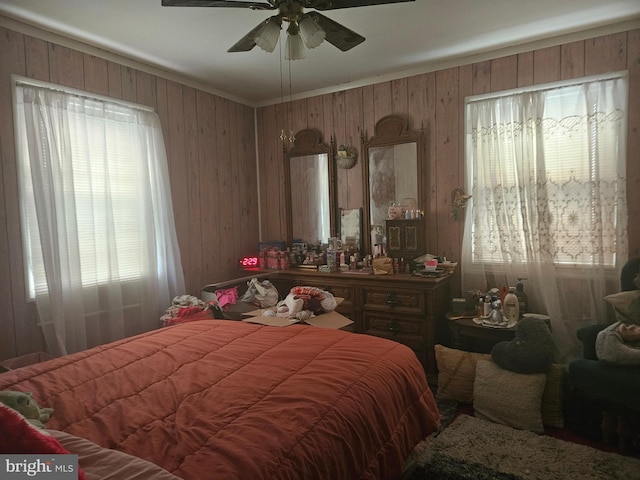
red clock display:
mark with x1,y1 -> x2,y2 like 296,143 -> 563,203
240,256 -> 259,268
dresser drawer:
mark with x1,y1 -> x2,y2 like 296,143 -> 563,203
362,287 -> 424,314
268,269 -> 450,380
363,313 -> 424,341
363,312 -> 424,347
325,284 -> 355,309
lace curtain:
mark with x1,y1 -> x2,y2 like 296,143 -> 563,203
461,74 -> 628,362
15,81 -> 185,356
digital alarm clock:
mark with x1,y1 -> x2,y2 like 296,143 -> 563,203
239,256 -> 259,269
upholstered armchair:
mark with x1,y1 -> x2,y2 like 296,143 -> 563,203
566,257 -> 640,452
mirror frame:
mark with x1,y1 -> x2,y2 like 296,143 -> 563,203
284,128 -> 337,246
362,115 -> 426,255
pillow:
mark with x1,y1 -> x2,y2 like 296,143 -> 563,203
434,345 -> 491,403
491,317 -> 555,374
473,360 -> 546,433
595,321 -> 640,365
604,290 -> 640,325
435,346 -> 564,428
0,404 -> 87,480
47,430 -> 182,480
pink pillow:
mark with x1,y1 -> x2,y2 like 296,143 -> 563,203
0,404 -> 86,480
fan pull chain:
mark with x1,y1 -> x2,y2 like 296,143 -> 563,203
288,55 -> 295,144
277,31 -> 295,148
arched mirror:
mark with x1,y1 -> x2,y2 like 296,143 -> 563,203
285,128 -> 336,246
362,115 -> 425,255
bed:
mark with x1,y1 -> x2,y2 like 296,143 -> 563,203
0,319 -> 440,480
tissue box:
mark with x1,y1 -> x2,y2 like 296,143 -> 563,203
424,259 -> 438,271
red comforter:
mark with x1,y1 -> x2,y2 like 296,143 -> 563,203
0,320 -> 439,479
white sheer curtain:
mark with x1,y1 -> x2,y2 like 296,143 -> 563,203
15,80 -> 185,356
461,74 -> 628,363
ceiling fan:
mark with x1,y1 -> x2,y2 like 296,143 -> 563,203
161,0 -> 415,58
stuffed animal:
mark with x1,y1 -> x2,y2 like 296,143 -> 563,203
491,317 -> 555,374
289,286 -> 337,313
276,293 -> 305,318
275,287 -> 337,320
0,391 -> 53,429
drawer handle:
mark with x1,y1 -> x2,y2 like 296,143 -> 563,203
386,294 -> 399,307
389,320 -> 401,333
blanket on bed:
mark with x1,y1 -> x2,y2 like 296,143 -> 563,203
0,320 -> 439,480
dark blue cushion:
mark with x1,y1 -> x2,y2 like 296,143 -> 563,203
621,257 -> 640,292
566,257 -> 640,418
576,324 -> 606,360
568,358 -> 640,413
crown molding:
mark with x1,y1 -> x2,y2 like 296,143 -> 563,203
2,14 -> 639,109
0,14 -> 253,107
254,17 -> 640,107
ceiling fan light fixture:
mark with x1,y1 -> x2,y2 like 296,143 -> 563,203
255,17 -> 281,53
285,33 -> 306,60
299,16 -> 325,49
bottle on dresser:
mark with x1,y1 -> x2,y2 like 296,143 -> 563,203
515,278 -> 528,314
503,288 -> 520,323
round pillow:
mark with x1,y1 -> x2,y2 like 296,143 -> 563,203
595,322 -> 640,365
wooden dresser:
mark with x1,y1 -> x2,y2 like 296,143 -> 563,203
268,269 -> 451,381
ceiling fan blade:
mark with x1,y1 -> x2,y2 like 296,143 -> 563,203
162,0 -> 276,10
228,34 -> 257,52
304,0 -> 414,11
227,19 -> 264,52
306,11 -> 364,51
228,16 -> 282,52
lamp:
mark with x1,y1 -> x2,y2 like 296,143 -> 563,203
298,15 -> 325,49
285,22 -> 306,60
255,16 -> 282,53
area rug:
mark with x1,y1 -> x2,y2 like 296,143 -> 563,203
412,414 -> 640,480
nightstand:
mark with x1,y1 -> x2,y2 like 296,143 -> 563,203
447,315 -> 516,354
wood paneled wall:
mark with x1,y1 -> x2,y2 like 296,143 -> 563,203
256,29 -> 640,297
1,22 -> 638,361
0,25 -> 258,360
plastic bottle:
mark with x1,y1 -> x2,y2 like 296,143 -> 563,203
515,278 -> 528,314
503,288 -> 520,323
483,295 -> 491,317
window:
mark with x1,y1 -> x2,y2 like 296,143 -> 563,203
18,94 -> 153,298
13,77 -> 184,355
464,73 -> 627,268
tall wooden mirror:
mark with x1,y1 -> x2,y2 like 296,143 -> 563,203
285,128 -> 337,246
362,115 -> 425,255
